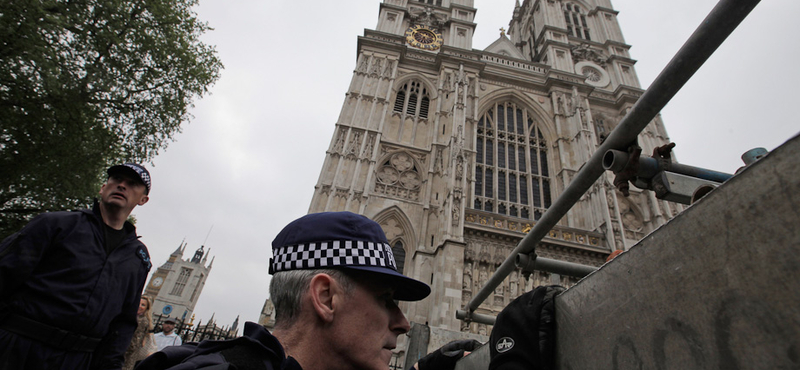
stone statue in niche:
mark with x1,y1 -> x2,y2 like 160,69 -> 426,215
463,262 -> 472,290
509,270 -> 519,297
611,224 -> 624,250
493,249 -> 503,265
346,131 -> 362,156
580,109 -> 588,129
382,60 -> 393,78
465,242 -> 475,260
409,6 -> 448,28
333,128 -> 346,153
555,92 -> 566,116
433,147 -> 443,175
479,245 -> 491,262
370,58 -> 383,76
494,280 -> 504,296
566,93 -> 574,115
455,155 -> 464,180
357,56 -> 369,73
443,72 -> 453,92
361,134 -> 375,158
456,65 -> 467,86
452,187 -> 462,226
606,190 -> 616,213
455,66 -> 468,106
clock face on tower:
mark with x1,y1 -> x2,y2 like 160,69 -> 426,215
152,276 -> 163,287
405,25 -> 443,51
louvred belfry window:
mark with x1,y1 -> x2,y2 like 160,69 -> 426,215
393,81 -> 430,119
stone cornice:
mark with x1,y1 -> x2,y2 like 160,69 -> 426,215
464,209 -> 608,254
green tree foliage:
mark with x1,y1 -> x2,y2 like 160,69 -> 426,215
0,0 -> 222,238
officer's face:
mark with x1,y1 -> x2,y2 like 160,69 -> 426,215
99,174 -> 149,212
327,275 -> 410,370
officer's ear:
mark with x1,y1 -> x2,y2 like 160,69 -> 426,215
308,273 -> 336,323
137,195 -> 149,206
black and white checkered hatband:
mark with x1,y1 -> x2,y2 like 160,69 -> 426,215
271,240 -> 398,273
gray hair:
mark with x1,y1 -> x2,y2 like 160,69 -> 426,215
269,269 -> 355,328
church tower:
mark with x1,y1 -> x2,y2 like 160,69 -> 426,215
302,0 -> 682,360
146,241 -> 214,322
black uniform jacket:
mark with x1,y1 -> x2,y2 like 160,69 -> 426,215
136,322 -> 303,370
0,204 -> 151,368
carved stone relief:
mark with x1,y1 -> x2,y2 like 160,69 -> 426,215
362,133 -> 375,158
346,130 -> 363,158
570,43 -> 608,67
369,58 -> 383,76
333,127 -> 346,153
380,218 -> 404,241
374,152 -> 423,201
408,6 -> 449,30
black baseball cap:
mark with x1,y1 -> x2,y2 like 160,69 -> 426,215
269,212 -> 431,301
107,163 -> 151,194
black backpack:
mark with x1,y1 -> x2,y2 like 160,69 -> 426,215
489,285 -> 565,370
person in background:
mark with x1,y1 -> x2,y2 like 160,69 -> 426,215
154,318 -> 182,351
123,295 -> 157,370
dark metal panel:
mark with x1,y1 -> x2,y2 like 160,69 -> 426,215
557,133 -> 800,369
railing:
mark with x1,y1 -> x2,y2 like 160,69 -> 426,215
152,314 -> 237,343
389,354 -> 405,370
456,0 -> 762,326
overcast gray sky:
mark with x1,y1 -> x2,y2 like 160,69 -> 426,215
133,0 -> 800,329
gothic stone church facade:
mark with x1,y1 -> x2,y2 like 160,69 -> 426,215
266,0 -> 684,358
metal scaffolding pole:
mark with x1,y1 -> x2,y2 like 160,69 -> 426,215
457,0 -> 761,324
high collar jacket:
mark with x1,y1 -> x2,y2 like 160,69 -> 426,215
0,203 -> 152,369
136,322 -> 303,370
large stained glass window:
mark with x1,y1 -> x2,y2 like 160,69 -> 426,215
474,102 -> 551,220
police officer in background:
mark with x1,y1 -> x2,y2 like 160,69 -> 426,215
0,163 -> 154,369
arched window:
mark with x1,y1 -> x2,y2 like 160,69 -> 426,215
393,81 -> 430,119
418,0 -> 442,6
392,241 -> 406,274
564,3 -> 591,41
474,102 -> 552,220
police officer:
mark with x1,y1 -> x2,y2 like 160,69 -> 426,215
0,163 -> 153,369
137,211 -> 431,370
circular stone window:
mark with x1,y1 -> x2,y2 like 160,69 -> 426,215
575,61 -> 610,87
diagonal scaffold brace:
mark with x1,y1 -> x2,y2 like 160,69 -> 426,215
456,0 -> 762,326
